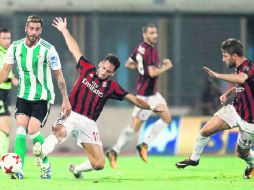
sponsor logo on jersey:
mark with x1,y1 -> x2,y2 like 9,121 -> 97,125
82,77 -> 104,97
50,56 -> 58,67
236,87 -> 245,93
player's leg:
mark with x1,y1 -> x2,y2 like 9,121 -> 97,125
176,105 -> 237,169
0,90 -> 11,158
28,100 -> 52,178
106,117 -> 143,168
69,143 -> 104,179
12,114 -> 29,179
0,116 -> 11,158
176,116 -> 230,168
32,123 -> 68,179
69,116 -> 103,178
235,130 -> 254,179
143,104 -> 171,145
29,100 -> 50,165
14,98 -> 33,171
33,123 -> 67,158
137,93 -> 171,162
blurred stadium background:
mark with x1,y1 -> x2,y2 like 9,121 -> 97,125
1,0 -> 254,155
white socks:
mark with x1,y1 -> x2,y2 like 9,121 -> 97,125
144,119 -> 168,145
112,126 -> 135,154
74,160 -> 93,173
41,134 -> 59,157
190,133 -> 210,161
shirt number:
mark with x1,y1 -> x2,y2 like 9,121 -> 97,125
136,53 -> 144,75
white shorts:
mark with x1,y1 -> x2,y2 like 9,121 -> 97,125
54,111 -> 102,148
132,92 -> 167,121
215,105 -> 254,149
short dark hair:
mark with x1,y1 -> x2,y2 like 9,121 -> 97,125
142,23 -> 157,33
103,53 -> 120,71
0,27 -> 10,34
26,15 -> 43,27
221,38 -> 244,56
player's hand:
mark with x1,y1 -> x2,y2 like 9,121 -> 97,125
219,93 -> 228,105
162,59 -> 173,70
52,17 -> 67,32
11,77 -> 19,86
61,99 -> 72,118
151,104 -> 166,113
202,66 -> 219,78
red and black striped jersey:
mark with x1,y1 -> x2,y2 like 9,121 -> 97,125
130,42 -> 160,96
69,56 -> 129,121
233,60 -> 254,123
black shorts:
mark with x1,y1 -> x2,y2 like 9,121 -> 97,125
15,97 -> 51,128
0,89 -> 11,116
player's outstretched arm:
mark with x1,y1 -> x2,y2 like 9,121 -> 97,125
0,64 -> 12,84
203,66 -> 248,84
52,17 -> 83,63
123,93 -> 164,112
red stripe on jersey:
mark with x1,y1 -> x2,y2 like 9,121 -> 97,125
69,57 -> 128,121
233,60 -> 254,123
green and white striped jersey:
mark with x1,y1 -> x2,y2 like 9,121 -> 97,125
4,38 -> 61,103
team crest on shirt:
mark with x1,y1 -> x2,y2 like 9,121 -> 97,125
37,54 -> 42,58
138,45 -> 145,54
243,66 -> 249,72
102,82 -> 107,87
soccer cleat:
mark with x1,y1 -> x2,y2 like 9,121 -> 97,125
105,149 -> 118,169
10,171 -> 24,179
175,158 -> 199,169
40,163 -> 51,179
69,164 -> 83,179
136,143 -> 148,162
243,166 -> 254,179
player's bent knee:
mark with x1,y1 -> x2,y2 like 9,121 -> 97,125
53,124 -> 67,139
200,128 -> 212,137
91,160 -> 104,170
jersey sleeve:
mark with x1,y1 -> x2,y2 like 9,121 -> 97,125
4,44 -> 14,65
76,56 -> 95,73
47,46 -> 62,70
130,47 -> 138,62
242,62 -> 254,80
110,81 -> 129,100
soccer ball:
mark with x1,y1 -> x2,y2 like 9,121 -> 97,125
0,153 -> 22,174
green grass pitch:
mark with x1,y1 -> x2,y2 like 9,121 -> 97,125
0,155 -> 253,190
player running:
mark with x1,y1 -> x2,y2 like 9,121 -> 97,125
176,39 -> 254,179
0,15 -> 71,179
106,24 -> 172,168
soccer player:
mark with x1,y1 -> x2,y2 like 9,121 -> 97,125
106,24 -> 173,168
32,17 -> 166,179
0,15 -> 71,179
0,28 -> 18,159
176,39 -> 254,179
